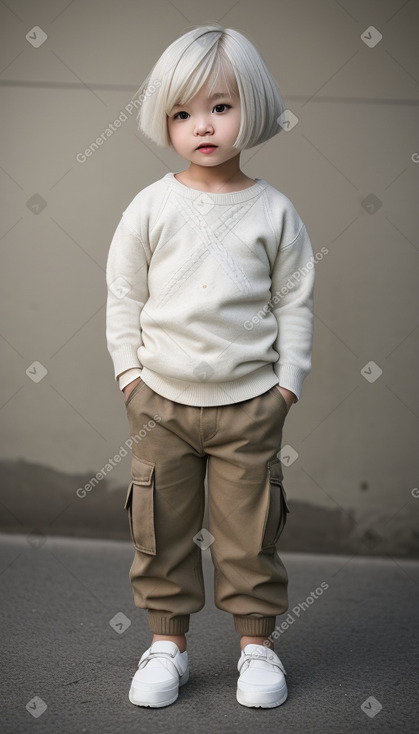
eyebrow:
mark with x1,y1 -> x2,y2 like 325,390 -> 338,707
172,92 -> 231,108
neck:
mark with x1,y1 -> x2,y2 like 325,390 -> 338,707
178,154 -> 251,194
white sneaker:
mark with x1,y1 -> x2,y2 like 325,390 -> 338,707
236,644 -> 288,708
129,640 -> 189,708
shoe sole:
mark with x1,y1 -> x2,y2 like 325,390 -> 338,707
236,683 -> 288,709
129,669 -> 189,708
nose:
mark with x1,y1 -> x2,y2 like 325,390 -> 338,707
194,115 -> 214,136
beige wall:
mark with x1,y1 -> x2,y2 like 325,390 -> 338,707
1,0 -> 418,554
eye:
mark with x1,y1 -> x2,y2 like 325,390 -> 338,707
172,111 -> 189,120
213,104 -> 231,113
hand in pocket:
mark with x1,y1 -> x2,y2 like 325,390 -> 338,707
123,377 -> 142,402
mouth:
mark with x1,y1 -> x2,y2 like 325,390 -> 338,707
196,143 -> 218,150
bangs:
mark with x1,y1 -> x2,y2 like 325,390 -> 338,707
165,48 -> 239,115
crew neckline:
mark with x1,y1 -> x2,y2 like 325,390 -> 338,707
164,172 -> 267,205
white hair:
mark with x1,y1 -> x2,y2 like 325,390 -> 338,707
136,24 -> 286,150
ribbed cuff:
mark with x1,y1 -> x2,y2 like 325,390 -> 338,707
111,344 -> 141,382
274,363 -> 308,403
234,615 -> 276,636
118,368 -> 142,391
147,612 -> 190,634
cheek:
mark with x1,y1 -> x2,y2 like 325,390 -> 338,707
226,116 -> 241,143
167,124 -> 180,146
169,123 -> 187,142
228,110 -> 241,130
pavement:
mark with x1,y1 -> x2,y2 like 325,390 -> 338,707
1,533 -> 418,734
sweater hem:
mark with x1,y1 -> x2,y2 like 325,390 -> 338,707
139,365 -> 279,406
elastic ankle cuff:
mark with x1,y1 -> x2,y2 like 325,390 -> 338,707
234,615 -> 276,636
147,612 -> 190,634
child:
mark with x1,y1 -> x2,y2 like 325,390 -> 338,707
106,23 -> 315,709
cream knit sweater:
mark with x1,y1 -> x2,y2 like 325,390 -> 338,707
106,172 -> 315,406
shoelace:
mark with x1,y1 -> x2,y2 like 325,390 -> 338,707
238,649 -> 287,676
137,649 -> 185,677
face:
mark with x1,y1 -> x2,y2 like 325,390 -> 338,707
166,78 -> 242,168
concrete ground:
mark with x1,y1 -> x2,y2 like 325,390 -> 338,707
0,533 -> 418,734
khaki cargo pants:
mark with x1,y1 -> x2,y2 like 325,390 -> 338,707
123,379 -> 290,637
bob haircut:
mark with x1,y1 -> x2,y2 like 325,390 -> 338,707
136,24 -> 286,150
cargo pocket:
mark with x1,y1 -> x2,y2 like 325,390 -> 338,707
260,457 -> 290,554
123,454 -> 156,555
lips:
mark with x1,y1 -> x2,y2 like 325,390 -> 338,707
197,144 -> 217,149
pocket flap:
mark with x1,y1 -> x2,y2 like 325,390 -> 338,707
260,458 -> 290,554
131,454 -> 154,485
268,457 -> 284,485
280,481 -> 290,514
124,481 -> 134,510
268,459 -> 290,514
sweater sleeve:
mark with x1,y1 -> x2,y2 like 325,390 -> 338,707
270,223 -> 315,403
105,215 -> 149,382
118,368 -> 142,391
